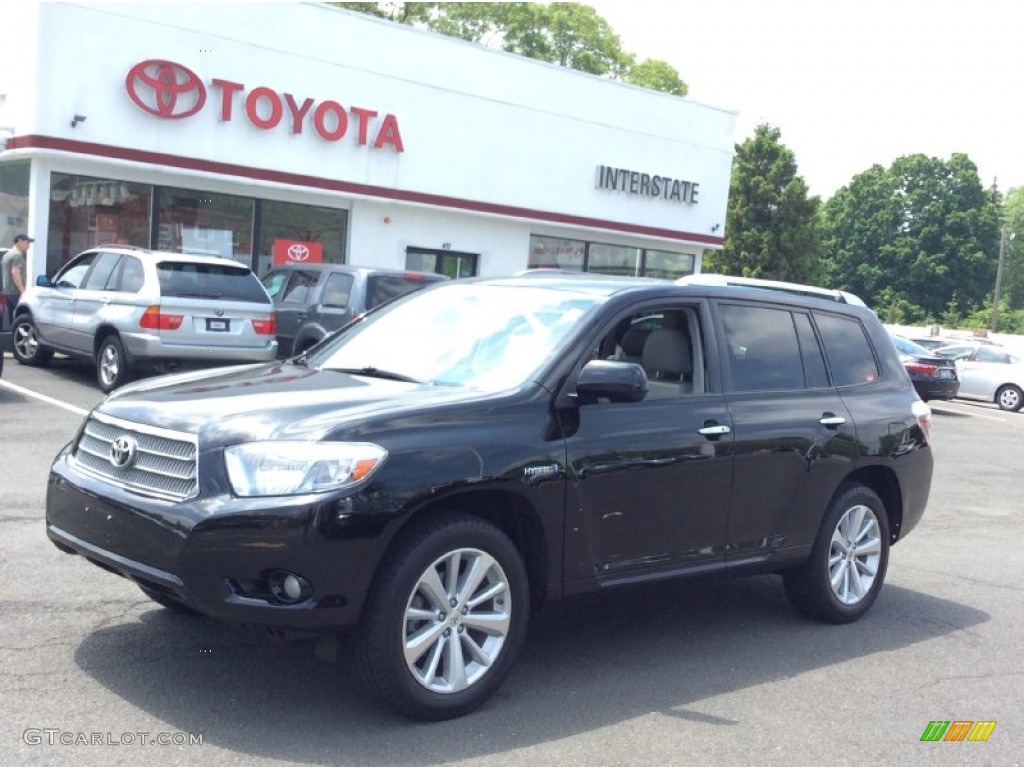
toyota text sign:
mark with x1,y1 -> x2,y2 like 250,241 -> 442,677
125,59 -> 404,151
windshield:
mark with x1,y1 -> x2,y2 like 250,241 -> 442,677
307,283 -> 603,390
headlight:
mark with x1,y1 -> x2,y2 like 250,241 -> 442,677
224,441 -> 387,497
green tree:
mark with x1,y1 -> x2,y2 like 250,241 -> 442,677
1000,186 -> 1024,309
625,59 -> 688,97
822,153 -> 1000,318
705,124 -> 824,283
334,2 -> 686,94
499,3 -> 631,77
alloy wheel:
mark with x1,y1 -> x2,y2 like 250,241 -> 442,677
828,504 -> 882,605
402,547 -> 511,694
99,344 -> 120,388
14,322 -> 38,359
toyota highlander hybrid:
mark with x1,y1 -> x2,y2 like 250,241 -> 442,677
45,274 -> 934,720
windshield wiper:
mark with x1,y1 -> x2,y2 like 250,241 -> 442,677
331,366 -> 423,383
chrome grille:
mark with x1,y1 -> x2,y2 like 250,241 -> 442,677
72,414 -> 199,501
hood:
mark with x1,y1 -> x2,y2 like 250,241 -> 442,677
98,362 -> 515,446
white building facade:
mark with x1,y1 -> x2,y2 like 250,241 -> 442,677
0,2 -> 736,281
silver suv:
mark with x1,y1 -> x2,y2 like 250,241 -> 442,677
12,246 -> 278,392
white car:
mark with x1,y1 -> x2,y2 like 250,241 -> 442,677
938,344 -> 1024,411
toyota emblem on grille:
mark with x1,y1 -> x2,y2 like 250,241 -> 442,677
110,436 -> 139,469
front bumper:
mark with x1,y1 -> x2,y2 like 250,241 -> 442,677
46,450 -> 388,632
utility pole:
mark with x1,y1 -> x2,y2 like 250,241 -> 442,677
992,223 -> 1008,333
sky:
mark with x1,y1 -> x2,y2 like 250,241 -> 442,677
586,0 -> 1024,199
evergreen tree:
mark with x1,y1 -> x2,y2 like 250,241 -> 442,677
706,124 -> 823,284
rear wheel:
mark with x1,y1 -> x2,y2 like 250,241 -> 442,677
12,316 -> 54,366
784,484 -> 890,623
995,384 -> 1023,412
96,335 -> 133,393
354,514 -> 529,720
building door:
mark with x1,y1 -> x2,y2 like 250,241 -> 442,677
405,247 -> 478,279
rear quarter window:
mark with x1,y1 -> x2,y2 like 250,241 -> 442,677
158,262 -> 271,304
814,312 -> 880,386
366,275 -> 435,310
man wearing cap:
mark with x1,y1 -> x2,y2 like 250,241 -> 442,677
2,233 -> 32,324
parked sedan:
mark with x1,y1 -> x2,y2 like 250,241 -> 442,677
910,335 -> 995,351
889,335 -> 959,401
935,344 -> 1024,411
261,264 -> 447,356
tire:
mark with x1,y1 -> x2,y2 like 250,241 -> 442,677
12,316 -> 54,367
995,385 -> 1023,412
784,484 -> 890,623
96,335 -> 133,393
354,514 -> 530,721
138,586 -> 201,616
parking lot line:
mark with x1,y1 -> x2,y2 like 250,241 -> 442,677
0,380 -> 90,417
930,401 -> 1009,422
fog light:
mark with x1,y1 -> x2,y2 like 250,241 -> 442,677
268,570 -> 312,604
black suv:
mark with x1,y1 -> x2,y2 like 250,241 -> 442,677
45,274 -> 933,720
260,263 -> 447,356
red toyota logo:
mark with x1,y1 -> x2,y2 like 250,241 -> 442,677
125,60 -> 206,119
287,244 -> 311,262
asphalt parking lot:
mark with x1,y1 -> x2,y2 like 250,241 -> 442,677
1,355 -> 1021,766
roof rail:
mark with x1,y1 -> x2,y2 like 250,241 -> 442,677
93,243 -> 151,252
675,273 -> 867,307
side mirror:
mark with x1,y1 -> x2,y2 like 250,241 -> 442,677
36,275 -> 53,288
575,360 -> 648,404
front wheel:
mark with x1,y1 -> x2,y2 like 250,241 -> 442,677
784,484 -> 890,623
354,514 -> 529,720
12,316 -> 54,366
995,384 -> 1023,412
96,335 -> 133,393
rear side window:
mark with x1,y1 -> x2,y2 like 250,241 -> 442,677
82,253 -> 122,291
366,275 -> 433,310
719,304 -> 808,391
322,272 -> 354,308
111,256 -> 145,293
815,312 -> 880,386
157,262 -> 270,304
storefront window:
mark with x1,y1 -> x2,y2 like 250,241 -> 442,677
256,200 -> 347,277
528,236 -> 584,271
588,243 -> 640,276
47,173 -> 152,274
643,249 -> 695,279
406,248 -> 478,278
157,186 -> 253,263
1,161 -> 31,251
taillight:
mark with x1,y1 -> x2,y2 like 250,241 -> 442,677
912,400 -> 932,442
905,362 -> 938,376
252,315 -> 276,335
139,305 -> 183,330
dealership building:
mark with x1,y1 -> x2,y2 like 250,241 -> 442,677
0,2 -> 736,281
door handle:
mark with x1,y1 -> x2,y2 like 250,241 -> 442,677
698,423 -> 731,437
819,413 -> 846,428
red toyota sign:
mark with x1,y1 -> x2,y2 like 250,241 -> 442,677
125,60 -> 207,119
273,239 -> 323,266
125,59 -> 404,151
